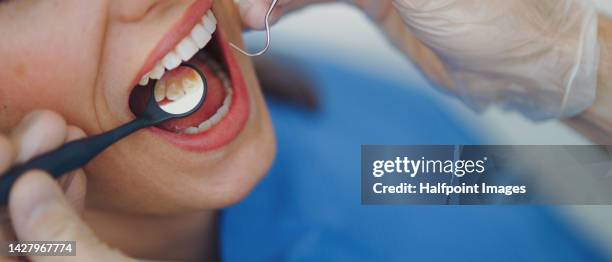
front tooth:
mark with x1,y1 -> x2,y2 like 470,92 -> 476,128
139,74 -> 150,86
162,52 -> 182,71
154,80 -> 166,102
202,16 -> 216,34
184,127 -> 200,134
205,11 -> 217,25
198,121 -> 212,130
175,37 -> 199,61
166,83 -> 184,101
149,63 -> 165,80
209,111 -> 222,124
190,24 -> 212,49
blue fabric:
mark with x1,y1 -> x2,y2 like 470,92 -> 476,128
220,58 -> 607,262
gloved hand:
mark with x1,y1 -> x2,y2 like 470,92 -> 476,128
238,0 -> 601,120
0,110 -> 133,261
391,0 -> 600,120
235,0 -> 285,29
235,0 -> 336,29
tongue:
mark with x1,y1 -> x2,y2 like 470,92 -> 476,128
130,60 -> 226,132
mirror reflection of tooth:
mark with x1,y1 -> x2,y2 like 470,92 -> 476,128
166,83 -> 185,101
182,79 -> 199,93
156,65 -> 205,116
154,80 -> 166,102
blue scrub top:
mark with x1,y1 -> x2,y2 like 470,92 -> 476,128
220,58 -> 607,262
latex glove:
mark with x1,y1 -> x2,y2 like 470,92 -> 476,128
0,110 -> 132,261
385,0 -> 601,120
240,0 -> 601,120
235,0 -> 287,29
395,0 -> 599,119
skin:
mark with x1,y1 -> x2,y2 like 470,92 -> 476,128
0,0 -> 275,260
1,0 -> 612,261
0,0 -> 276,212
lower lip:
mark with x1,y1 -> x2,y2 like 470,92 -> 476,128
150,31 -> 250,152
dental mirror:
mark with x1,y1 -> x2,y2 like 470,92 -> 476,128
143,64 -> 207,122
0,64 -> 207,204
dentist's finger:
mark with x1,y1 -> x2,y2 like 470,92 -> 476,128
58,126 -> 88,210
0,135 -> 15,174
10,110 -> 67,164
9,171 -> 130,262
0,136 -> 17,243
64,125 -> 86,143
237,0 -> 287,29
62,170 -> 86,211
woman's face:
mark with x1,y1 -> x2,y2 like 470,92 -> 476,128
0,0 -> 276,214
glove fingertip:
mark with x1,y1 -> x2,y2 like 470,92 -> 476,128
9,171 -> 64,226
11,110 -> 67,164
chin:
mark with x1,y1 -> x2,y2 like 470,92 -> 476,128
84,0 -> 276,215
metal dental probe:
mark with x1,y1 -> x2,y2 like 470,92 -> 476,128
230,0 -> 279,57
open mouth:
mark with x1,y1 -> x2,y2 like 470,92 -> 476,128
128,1 -> 250,152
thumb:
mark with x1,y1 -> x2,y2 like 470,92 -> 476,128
8,171 -> 129,261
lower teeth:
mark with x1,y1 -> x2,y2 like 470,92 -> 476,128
181,56 -> 232,134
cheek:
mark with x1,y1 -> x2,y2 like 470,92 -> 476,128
0,0 -> 106,133
0,58 -> 79,132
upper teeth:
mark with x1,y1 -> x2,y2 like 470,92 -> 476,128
139,11 -> 217,86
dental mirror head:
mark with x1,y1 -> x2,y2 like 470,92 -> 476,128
144,64 -> 207,123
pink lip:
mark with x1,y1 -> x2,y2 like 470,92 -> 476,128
132,1 -> 251,152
